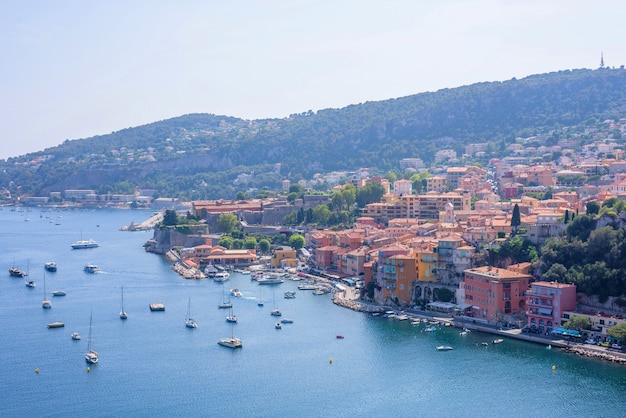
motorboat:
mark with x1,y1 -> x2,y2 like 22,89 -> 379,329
52,290 -> 66,296
230,288 -> 242,297
436,346 -> 453,351
47,322 -> 65,328
42,271 -> 51,309
284,291 -> 296,299
281,318 -> 294,324
270,309 -> 282,317
298,283 -> 317,290
423,326 -> 437,332
25,280 -> 36,288
71,238 -> 99,249
204,265 -> 218,278
214,271 -> 230,282
336,335 -> 344,339
71,332 -> 81,340
256,276 -> 284,285
44,261 -> 57,272
275,322 -> 282,329
150,302 -> 165,311
217,337 -> 242,349
492,339 -> 504,344
84,264 -> 100,273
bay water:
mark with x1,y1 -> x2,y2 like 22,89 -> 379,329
1,208 -> 624,417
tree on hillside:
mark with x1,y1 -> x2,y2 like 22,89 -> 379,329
607,323 -> 626,341
356,182 -> 385,208
586,201 -> 600,216
511,204 -> 521,233
563,315 -> 591,332
258,238 -> 270,253
288,233 -> 305,251
163,209 -> 178,226
218,235 -> 233,249
217,213 -> 238,234
243,237 -> 257,249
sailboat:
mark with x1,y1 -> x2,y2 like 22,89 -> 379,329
85,311 -> 99,364
218,322 -> 242,349
42,271 -> 51,309
218,284 -> 232,309
185,297 -> 197,328
270,288 -> 281,316
71,228 -> 99,249
119,286 -> 128,319
225,305 -> 237,323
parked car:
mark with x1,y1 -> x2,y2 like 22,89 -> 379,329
584,338 -> 596,345
611,343 -> 623,350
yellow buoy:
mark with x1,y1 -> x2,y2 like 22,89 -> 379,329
35,368 -> 39,374
551,365 -> 556,371
87,367 -> 91,373
329,358 -> 333,364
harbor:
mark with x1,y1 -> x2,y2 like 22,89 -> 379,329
1,208 -> 625,417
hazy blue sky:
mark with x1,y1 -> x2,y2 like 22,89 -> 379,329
1,1 -> 624,159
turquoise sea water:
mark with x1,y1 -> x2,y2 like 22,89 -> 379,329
1,208 -> 625,418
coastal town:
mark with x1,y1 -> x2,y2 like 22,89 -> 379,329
5,121 -> 626,365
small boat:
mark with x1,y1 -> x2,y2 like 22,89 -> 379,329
256,276 -> 284,285
44,261 -> 57,272
270,309 -> 282,316
71,236 -> 99,249
9,266 -> 28,277
48,322 -> 65,328
120,286 -> 128,320
492,339 -> 504,344
214,271 -> 230,282
459,331 -> 468,336
42,272 -> 51,309
204,265 -> 218,278
218,285 -> 232,309
85,311 -> 98,364
185,297 -> 197,328
218,337 -> 242,348
71,332 -> 81,340
230,288 -> 242,297
275,322 -> 282,329
284,291 -> 296,299
84,263 -> 100,273
281,318 -> 294,324
481,342 -> 489,346
336,335 -> 344,339
225,307 -> 237,323
25,280 -> 36,288
52,290 -> 66,296
149,302 -> 165,311
436,346 -> 453,351
298,283 -> 317,290
423,326 -> 437,332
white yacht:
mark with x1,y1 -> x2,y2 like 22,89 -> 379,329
71,238 -> 99,249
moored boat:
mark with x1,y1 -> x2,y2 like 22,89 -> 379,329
492,338 -> 504,344
52,290 -> 67,296
47,321 -> 65,328
149,302 -> 165,311
71,238 -> 99,249
71,332 -> 81,340
281,318 -> 294,324
25,280 -> 36,288
275,322 -> 282,329
9,266 -> 28,277
85,311 -> 98,364
284,291 -> 296,299
436,345 -> 453,351
217,337 -> 242,349
44,261 -> 57,272
84,263 -> 100,273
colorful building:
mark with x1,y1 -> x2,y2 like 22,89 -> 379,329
526,281 -> 577,333
462,266 -> 530,325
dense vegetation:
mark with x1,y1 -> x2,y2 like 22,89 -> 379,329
2,68 -> 626,199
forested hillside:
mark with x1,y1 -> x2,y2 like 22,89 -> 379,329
3,67 -> 626,199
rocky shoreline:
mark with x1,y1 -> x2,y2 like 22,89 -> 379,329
562,345 -> 626,365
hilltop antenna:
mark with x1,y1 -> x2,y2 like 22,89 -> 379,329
600,52 -> 605,68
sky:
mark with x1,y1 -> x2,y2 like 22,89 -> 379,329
1,0 -> 624,160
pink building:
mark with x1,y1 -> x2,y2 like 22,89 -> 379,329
526,281 -> 577,333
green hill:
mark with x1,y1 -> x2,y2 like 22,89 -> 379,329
3,67 -> 626,199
